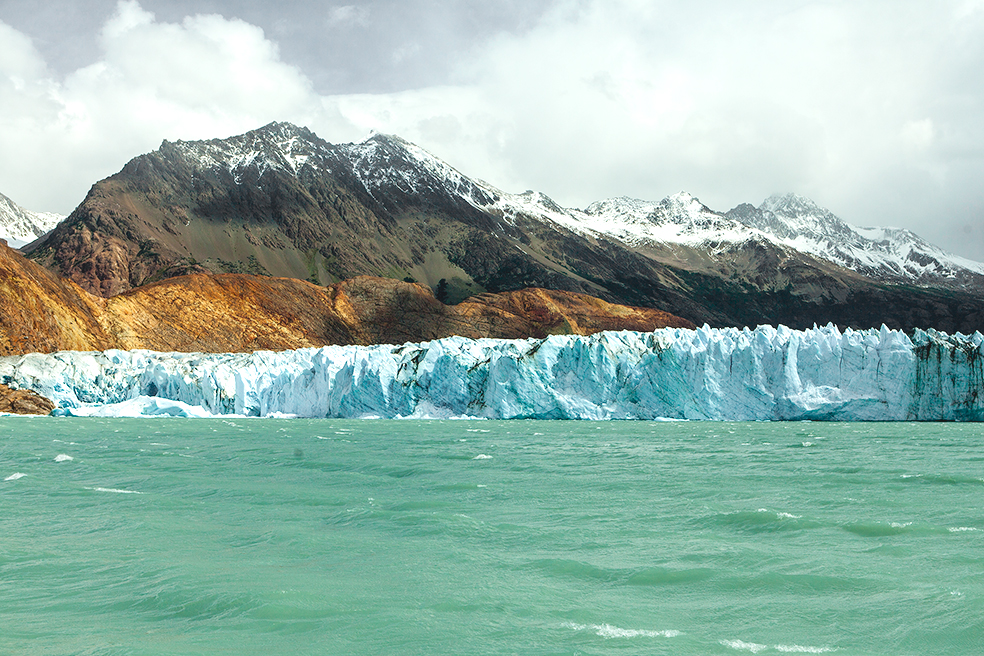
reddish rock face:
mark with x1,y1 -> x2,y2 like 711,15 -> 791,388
102,274 -> 695,352
0,383 -> 56,415
0,239 -> 113,355
1,240 -> 693,356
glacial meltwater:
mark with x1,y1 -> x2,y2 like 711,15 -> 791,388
2,419 -> 982,655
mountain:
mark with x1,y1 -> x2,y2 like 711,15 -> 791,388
25,122 -> 984,332
0,192 -> 63,249
0,239 -> 691,356
544,190 -> 984,289
727,193 -> 984,286
0,234 -> 113,355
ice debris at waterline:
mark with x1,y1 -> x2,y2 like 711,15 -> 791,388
0,324 -> 982,420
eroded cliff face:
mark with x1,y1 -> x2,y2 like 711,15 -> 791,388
0,239 -> 113,355
1,241 -> 693,356
102,275 -> 694,351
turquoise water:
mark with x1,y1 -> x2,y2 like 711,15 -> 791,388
2,419 -> 983,655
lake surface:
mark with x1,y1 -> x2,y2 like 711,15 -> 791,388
2,418 -> 982,655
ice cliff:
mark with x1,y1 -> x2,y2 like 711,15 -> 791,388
0,324 -> 981,420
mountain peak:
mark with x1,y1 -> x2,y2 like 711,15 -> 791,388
760,192 -> 829,218
159,121 -> 329,182
653,192 -> 720,225
0,192 -> 63,248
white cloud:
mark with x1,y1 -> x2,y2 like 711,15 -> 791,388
1,0 -> 983,261
328,0 -> 984,258
0,1 -> 358,214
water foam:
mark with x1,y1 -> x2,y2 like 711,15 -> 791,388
722,639 -> 770,652
86,487 -> 143,494
775,645 -> 836,653
565,622 -> 680,639
722,640 -> 835,653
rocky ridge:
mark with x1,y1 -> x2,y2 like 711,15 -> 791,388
24,122 -> 984,332
0,383 -> 56,415
0,239 -> 692,356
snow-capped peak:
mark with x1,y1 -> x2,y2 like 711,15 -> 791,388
150,122 -> 984,287
335,132 -> 497,208
583,196 -> 660,221
651,192 -> 722,227
0,192 -> 64,248
725,194 -> 984,282
164,121 -> 325,182
753,192 -> 856,242
761,192 -> 826,217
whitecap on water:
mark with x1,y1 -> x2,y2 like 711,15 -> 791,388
775,645 -> 836,653
85,487 -> 143,494
5,472 -> 27,481
722,639 -> 834,653
54,454 -> 74,462
722,639 -> 769,653
564,622 -> 680,639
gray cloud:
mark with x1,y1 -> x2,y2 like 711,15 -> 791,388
1,0 -> 983,261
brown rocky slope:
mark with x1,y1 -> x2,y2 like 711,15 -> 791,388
1,240 -> 693,356
25,122 -> 984,333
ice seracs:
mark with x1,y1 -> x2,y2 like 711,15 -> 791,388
2,325 -> 982,420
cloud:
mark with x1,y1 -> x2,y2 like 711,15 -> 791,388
331,0 -> 984,257
0,1 -> 358,214
326,5 -> 370,27
1,0 -> 983,261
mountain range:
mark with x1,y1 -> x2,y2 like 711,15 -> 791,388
8,121 -> 984,336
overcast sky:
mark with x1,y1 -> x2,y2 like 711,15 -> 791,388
2,0 -> 983,261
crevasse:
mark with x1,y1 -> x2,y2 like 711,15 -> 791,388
1,324 -> 981,420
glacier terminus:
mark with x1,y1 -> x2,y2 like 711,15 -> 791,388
1,324 -> 982,421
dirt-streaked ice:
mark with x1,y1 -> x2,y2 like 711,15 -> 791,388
1,325 -> 981,420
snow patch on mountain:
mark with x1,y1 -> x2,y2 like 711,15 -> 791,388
481,186 -> 984,284
336,133 -> 496,208
728,193 -> 984,281
0,192 -> 63,248
167,122 -> 327,183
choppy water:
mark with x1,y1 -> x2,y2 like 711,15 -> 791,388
2,418 -> 982,655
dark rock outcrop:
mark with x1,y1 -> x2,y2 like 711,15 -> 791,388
0,383 -> 56,415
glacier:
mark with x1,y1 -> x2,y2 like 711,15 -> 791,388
0,324 -> 982,421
